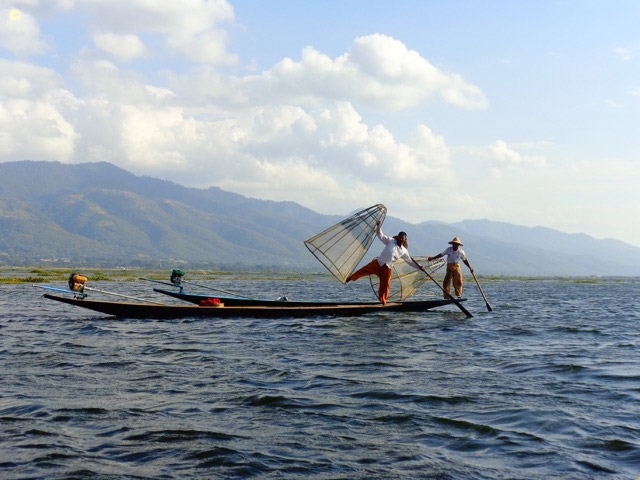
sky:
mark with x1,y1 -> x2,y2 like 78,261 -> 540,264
2,1 -> 640,247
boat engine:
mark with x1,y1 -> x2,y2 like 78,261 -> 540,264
68,273 -> 88,292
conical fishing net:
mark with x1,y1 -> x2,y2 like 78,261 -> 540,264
304,204 -> 387,284
368,256 -> 445,302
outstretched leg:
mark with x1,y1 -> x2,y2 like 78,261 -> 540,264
346,258 -> 380,283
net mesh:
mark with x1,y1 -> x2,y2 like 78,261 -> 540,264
368,256 -> 446,301
304,204 -> 387,284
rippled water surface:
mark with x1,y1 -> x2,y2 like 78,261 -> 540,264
1,276 -> 639,479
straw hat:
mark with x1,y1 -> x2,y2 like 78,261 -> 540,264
448,237 -> 463,246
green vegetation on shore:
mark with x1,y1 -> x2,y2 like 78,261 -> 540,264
0,267 -> 330,284
0,267 -> 139,284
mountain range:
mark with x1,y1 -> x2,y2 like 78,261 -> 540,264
1,160 -> 638,276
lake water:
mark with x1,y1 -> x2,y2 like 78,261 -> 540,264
1,276 -> 639,479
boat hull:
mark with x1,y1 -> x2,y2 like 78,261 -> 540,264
42,293 -> 462,319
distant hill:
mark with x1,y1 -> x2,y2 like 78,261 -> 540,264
1,160 -> 638,276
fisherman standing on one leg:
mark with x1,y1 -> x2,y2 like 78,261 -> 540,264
428,237 -> 474,299
346,221 -> 426,305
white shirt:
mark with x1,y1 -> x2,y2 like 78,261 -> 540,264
441,246 -> 467,264
376,228 -> 422,270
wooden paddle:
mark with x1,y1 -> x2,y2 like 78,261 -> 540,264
471,272 -> 492,311
413,258 -> 473,318
36,284 -> 166,305
141,275 -> 258,300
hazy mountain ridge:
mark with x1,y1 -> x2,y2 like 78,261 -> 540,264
0,160 -> 638,276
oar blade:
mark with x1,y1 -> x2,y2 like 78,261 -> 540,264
471,272 -> 492,312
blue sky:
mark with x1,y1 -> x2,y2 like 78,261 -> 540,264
2,1 -> 639,247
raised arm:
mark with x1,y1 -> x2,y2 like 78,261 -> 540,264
375,220 -> 384,242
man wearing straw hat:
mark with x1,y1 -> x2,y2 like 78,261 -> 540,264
428,237 -> 474,299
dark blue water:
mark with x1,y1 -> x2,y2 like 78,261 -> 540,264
1,276 -> 639,479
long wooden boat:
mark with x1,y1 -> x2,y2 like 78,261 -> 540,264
42,293 -> 463,319
152,287 -> 348,307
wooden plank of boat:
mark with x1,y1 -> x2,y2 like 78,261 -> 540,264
42,293 -> 462,319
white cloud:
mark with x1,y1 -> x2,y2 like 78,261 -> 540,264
73,0 -> 237,65
0,59 -> 78,161
253,34 -> 488,111
345,34 -> 487,110
69,59 -> 156,103
165,28 -> 236,65
0,59 -> 63,96
92,32 -> 146,62
0,98 -> 78,161
5,0 -> 238,64
0,9 -> 49,55
0,24 -> 479,221
318,102 -> 368,148
488,140 -> 546,169
0,7 -> 486,229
